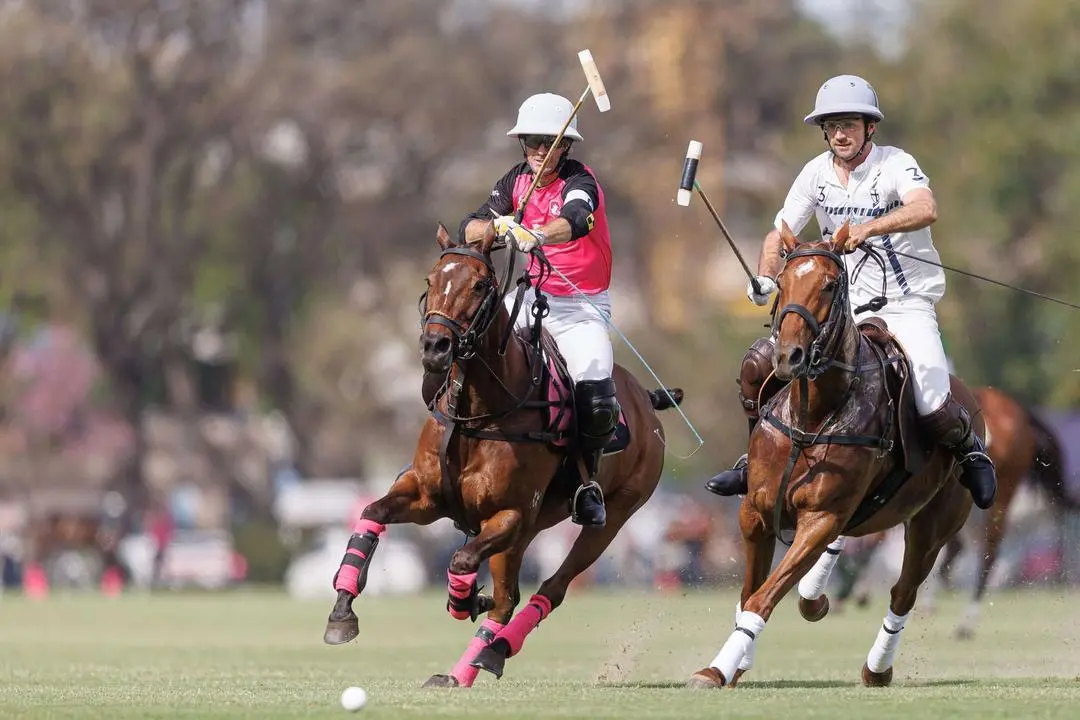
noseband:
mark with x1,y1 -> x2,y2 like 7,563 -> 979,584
774,246 -> 852,379
419,246 -> 500,360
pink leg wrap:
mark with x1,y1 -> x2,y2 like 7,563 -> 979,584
332,521 -> 386,596
495,594 -> 553,657
353,518 -> 386,536
449,618 -> 504,687
446,570 -> 478,620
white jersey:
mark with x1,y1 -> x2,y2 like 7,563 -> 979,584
773,144 -> 945,306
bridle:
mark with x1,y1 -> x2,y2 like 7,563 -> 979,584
419,245 -> 501,362
774,245 -> 857,379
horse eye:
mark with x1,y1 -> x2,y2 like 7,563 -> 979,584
473,279 -> 487,293
823,279 -> 838,292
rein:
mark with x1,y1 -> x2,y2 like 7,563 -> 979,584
419,244 -> 571,535
765,244 -> 897,544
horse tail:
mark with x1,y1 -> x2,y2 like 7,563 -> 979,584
649,387 -> 684,410
1025,406 -> 1075,509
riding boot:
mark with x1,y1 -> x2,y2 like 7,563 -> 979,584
704,417 -> 755,497
572,378 -> 620,527
921,394 -> 997,509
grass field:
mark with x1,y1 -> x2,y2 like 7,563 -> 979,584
1,586 -> 1078,718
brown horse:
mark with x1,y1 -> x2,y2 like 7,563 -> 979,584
322,224 -> 682,688
688,222 -> 978,689
835,386 -> 1067,638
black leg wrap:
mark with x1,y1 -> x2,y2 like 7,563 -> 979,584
447,582 -> 496,622
331,531 -> 379,594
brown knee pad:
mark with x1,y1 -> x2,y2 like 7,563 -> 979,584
738,336 -> 778,422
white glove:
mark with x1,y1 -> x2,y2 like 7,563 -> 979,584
746,276 -> 777,306
493,215 -> 544,252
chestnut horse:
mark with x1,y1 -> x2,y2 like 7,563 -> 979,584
834,385 -> 1067,639
323,224 -> 683,688
689,222 -> 979,689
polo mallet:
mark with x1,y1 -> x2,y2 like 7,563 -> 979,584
513,49 -> 611,222
677,140 -> 763,297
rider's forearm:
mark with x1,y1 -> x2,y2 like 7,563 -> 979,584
464,219 -> 494,245
536,218 -> 573,246
758,229 -> 785,279
863,197 -> 937,237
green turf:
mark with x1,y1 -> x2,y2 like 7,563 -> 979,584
0,586 -> 1078,718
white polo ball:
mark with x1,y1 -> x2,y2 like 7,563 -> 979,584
340,686 -> 368,712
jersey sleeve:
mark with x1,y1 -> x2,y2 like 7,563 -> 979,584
457,165 -> 519,242
890,151 -> 931,198
772,161 -> 819,236
559,165 -> 600,240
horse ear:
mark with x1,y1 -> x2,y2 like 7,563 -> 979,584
476,221 -> 498,254
779,220 -> 799,254
830,221 -> 851,253
436,222 -> 455,250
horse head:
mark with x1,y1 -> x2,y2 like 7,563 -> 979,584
773,220 -> 855,381
419,223 -> 501,375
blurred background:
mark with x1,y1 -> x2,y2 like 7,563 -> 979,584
0,0 -> 1077,603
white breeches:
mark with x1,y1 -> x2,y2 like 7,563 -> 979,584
505,290 -> 614,383
857,295 -> 950,415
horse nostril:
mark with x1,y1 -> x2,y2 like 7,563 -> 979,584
788,346 -> 805,368
433,336 -> 451,355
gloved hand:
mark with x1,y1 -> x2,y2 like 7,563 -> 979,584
493,215 -> 544,253
746,276 -> 777,306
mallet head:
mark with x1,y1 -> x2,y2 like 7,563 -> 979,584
677,140 -> 703,207
578,49 -> 610,113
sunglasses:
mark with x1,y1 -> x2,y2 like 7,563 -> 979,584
521,135 -> 564,150
821,119 -> 864,135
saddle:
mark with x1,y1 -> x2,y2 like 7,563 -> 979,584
856,317 -> 933,476
518,326 -> 630,454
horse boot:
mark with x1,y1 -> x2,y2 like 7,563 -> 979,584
921,393 -> 997,509
705,337 -> 778,497
571,377 -> 620,527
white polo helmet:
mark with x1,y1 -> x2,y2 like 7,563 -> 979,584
506,93 -> 583,142
803,75 -> 884,125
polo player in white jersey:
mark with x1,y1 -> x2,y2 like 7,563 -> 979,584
705,74 -> 997,510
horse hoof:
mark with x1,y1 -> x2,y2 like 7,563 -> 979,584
687,667 -> 725,689
799,594 -> 830,622
422,674 -> 461,689
470,643 -> 508,679
727,668 -> 747,688
323,615 -> 359,645
861,663 -> 893,687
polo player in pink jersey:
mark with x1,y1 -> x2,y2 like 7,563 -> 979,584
459,92 -> 616,527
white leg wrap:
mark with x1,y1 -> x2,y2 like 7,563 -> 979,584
734,603 -> 755,671
798,536 -> 847,600
866,609 -> 908,673
710,611 -> 765,683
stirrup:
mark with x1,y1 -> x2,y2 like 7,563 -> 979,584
571,481 -> 606,526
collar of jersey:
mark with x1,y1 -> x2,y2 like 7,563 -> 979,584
823,144 -> 880,188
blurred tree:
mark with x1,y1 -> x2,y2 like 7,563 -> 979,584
880,0 -> 1080,407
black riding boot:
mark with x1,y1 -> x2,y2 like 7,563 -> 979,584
704,418 -> 755,497
922,394 -> 997,509
572,378 -> 620,527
